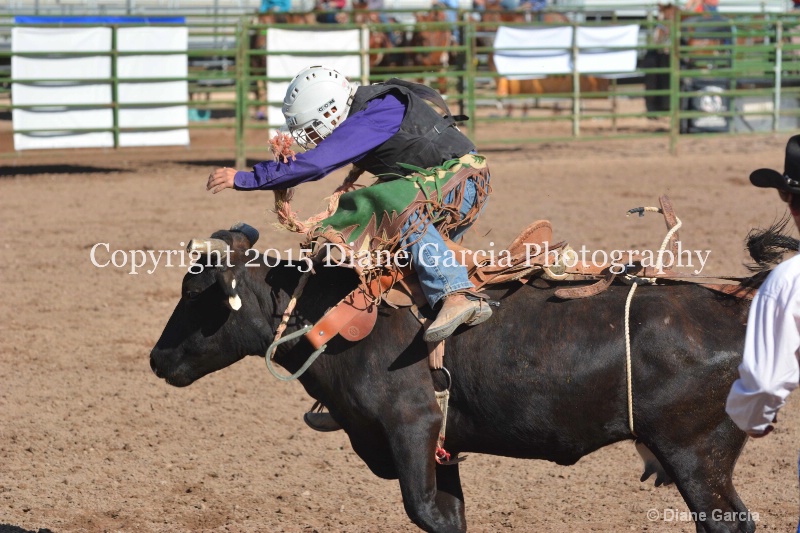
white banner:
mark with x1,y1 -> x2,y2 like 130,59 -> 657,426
12,56 -> 112,81
116,26 -> 188,146
116,26 -> 187,52
12,27 -> 113,150
11,83 -> 112,106
493,26 -> 572,78
14,132 -> 114,150
11,25 -> 189,150
264,28 -> 366,134
119,130 -> 190,147
14,108 -> 113,131
493,24 -> 640,79
575,25 -> 640,75
119,107 -> 188,128
11,26 -> 111,52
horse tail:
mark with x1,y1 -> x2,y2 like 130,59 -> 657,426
745,214 -> 799,274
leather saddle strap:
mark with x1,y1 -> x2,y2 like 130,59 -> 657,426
304,270 -> 408,350
700,283 -> 758,300
407,304 -> 446,370
304,280 -> 380,349
659,195 -> 680,257
554,272 -> 616,300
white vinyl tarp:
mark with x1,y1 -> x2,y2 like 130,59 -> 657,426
116,26 -> 189,147
12,26 -> 114,149
264,28 -> 366,134
492,24 -> 640,79
11,24 -> 189,150
575,25 -> 641,75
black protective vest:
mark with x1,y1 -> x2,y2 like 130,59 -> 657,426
348,79 -> 475,178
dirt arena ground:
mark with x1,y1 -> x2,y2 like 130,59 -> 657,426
2,125 -> 800,533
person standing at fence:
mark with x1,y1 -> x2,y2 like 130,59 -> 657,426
685,0 -> 718,12
434,0 -> 461,42
316,0 -> 349,23
260,0 -> 291,13
726,135 -> 800,531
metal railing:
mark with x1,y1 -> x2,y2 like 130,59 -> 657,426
1,9 -> 800,162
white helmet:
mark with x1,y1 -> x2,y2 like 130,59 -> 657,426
282,66 -> 355,150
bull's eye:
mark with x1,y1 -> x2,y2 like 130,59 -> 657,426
186,289 -> 203,301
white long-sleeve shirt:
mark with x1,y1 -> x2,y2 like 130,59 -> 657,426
726,254 -> 800,434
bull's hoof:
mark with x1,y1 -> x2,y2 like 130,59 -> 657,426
304,411 -> 342,432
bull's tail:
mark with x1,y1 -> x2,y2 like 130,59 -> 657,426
745,214 -> 799,276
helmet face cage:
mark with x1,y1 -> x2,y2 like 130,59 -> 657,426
290,110 -> 339,150
291,121 -> 328,150
282,66 -> 353,150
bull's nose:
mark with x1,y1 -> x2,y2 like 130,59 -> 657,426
150,352 -> 163,378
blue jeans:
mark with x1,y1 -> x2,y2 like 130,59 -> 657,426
402,178 -> 485,307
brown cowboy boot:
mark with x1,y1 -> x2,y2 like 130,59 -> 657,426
303,401 -> 342,432
423,291 -> 493,343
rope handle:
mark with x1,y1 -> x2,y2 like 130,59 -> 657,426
621,204 -> 683,437
625,205 -> 683,272
273,165 -> 365,235
265,325 -> 326,382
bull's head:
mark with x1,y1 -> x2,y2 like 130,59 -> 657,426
150,223 -> 274,387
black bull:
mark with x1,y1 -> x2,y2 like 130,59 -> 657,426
151,227 -> 760,533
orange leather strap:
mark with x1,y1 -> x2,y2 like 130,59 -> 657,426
305,285 -> 378,349
303,270 -> 410,350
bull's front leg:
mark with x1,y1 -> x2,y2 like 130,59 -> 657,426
436,461 -> 466,531
382,393 -> 466,533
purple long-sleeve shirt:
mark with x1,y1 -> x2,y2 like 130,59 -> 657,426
234,92 -> 407,191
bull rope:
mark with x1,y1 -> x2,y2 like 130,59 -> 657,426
273,180 -> 364,238
264,270 -> 317,381
268,132 -> 364,235
622,207 -> 682,438
273,166 -> 364,234
264,134 -> 363,380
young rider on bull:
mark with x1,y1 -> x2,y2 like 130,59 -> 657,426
206,66 -> 493,430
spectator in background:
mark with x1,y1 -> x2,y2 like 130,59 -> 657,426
685,0 -> 718,12
519,0 -> 548,12
434,0 -> 461,42
474,0 -> 547,12
367,0 -> 385,14
473,0 -> 547,23
260,0 -> 292,12
365,0 -> 404,45
316,0 -> 349,23
473,0 -> 524,13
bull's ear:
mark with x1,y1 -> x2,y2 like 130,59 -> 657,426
230,222 -> 259,247
217,269 -> 242,311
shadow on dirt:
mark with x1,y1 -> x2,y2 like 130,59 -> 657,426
478,146 -> 524,153
176,151 -> 529,167
175,159 -> 264,169
0,165 -> 132,177
0,525 -> 55,533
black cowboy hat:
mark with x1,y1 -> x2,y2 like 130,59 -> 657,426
750,135 -> 800,194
